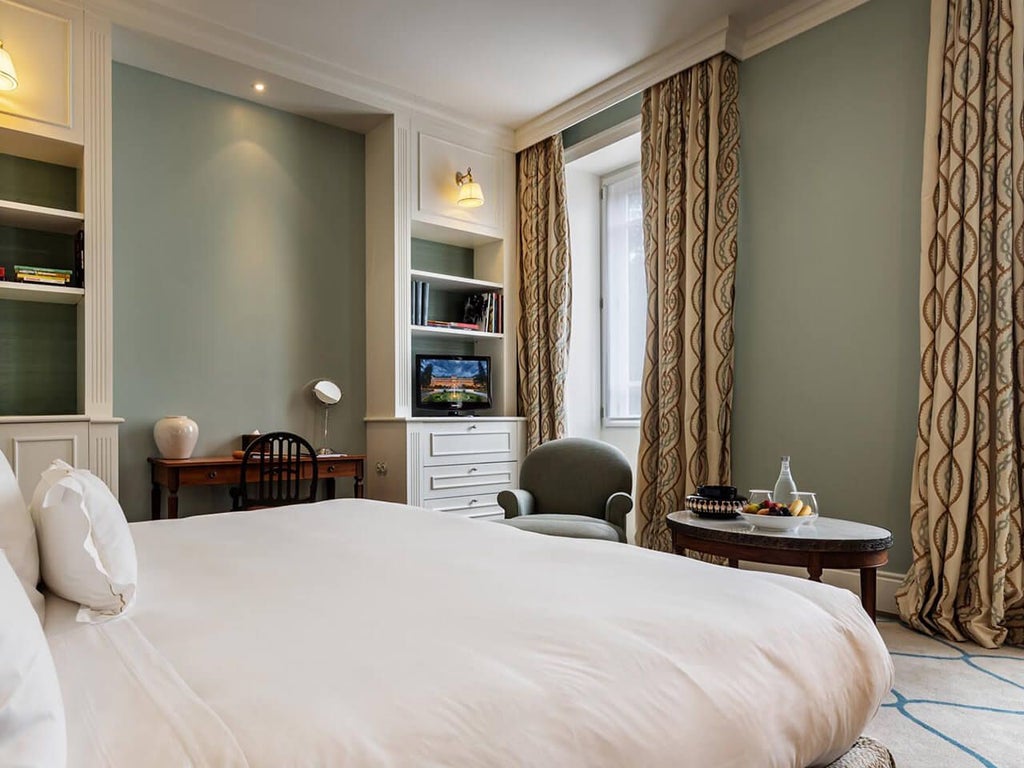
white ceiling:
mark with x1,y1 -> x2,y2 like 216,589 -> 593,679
131,0 -> 796,130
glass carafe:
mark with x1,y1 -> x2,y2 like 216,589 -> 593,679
773,456 -> 798,506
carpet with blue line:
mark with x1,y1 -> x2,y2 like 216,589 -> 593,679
863,619 -> 1024,768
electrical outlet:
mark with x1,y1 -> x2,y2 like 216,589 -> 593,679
375,461 -> 388,476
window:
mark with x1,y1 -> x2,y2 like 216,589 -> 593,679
601,164 -> 646,425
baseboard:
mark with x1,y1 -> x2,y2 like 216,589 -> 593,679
738,562 -> 905,616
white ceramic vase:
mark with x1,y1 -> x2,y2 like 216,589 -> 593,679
153,416 -> 199,459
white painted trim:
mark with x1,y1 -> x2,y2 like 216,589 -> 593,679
512,0 -> 871,152
739,0 -> 872,59
739,561 -> 905,616
13,434 -> 80,472
83,0 -> 514,148
513,17 -> 731,152
563,115 -> 642,164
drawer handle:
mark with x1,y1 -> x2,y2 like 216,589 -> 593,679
468,498 -> 478,505
467,467 -> 478,473
207,471 -> 217,479
327,466 -> 336,473
468,424 -> 478,430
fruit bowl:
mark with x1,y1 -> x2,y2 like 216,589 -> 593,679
739,511 -> 817,532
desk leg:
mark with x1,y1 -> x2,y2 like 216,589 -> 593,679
727,558 -> 739,569
860,567 -> 878,623
151,483 -> 161,521
326,477 -> 336,500
354,466 -> 364,499
167,478 -> 180,520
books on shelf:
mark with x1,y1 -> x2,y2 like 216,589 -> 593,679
464,291 -> 503,334
411,280 -> 430,326
426,320 -> 481,330
13,265 -> 74,286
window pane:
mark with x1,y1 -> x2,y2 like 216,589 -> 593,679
603,168 -> 645,423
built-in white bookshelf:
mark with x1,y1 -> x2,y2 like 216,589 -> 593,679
0,281 -> 84,305
409,269 -> 502,293
0,198 -> 84,234
411,324 -> 503,341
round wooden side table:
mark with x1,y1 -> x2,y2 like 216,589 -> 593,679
665,511 -> 893,621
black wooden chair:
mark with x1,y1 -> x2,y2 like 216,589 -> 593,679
230,431 -> 319,511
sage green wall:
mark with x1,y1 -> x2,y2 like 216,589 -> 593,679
113,64 -> 365,521
733,0 -> 929,571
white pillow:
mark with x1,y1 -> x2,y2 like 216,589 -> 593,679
0,449 -> 43,621
0,550 -> 67,768
31,460 -> 137,623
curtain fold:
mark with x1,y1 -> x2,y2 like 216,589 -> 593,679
896,0 -> 1024,648
635,54 -> 740,552
516,135 -> 572,452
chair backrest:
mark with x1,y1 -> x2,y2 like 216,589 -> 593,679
238,431 -> 318,510
519,437 -> 632,519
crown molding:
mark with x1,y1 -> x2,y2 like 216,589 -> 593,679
512,0 -> 870,152
513,16 -> 732,152
83,0 -> 515,148
738,0 -> 872,59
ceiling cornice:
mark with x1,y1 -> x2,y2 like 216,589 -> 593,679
83,0 -> 516,148
512,0 -> 871,152
513,16 -> 733,153
738,0 -> 872,59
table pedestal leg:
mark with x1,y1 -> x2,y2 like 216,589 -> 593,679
167,488 -> 179,519
860,567 -> 878,622
807,554 -> 823,582
151,483 -> 161,520
728,558 -> 739,569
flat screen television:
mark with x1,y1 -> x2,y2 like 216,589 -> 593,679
416,354 -> 492,415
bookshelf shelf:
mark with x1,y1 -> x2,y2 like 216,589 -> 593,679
410,269 -> 502,293
0,281 -> 85,305
0,198 -> 85,235
411,324 -> 503,341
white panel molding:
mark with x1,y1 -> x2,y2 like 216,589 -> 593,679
738,0 -> 872,59
82,11 -> 113,417
740,562 -> 905,616
83,0 -> 513,148
12,434 -> 79,470
88,422 -> 118,495
394,121 -> 412,417
513,17 -> 732,152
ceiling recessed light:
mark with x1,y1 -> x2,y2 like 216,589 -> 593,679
253,82 -> 266,93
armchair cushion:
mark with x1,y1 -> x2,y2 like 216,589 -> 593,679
498,514 -> 624,543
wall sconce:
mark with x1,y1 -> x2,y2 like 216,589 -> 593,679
0,41 -> 18,91
455,168 -> 484,208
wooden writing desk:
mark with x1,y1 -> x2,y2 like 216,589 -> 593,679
149,454 -> 365,520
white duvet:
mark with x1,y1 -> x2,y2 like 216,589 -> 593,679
45,499 -> 893,767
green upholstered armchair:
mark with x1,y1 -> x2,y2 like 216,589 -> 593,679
497,437 -> 633,543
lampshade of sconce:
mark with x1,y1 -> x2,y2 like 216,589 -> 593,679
455,168 -> 485,208
0,42 -> 17,92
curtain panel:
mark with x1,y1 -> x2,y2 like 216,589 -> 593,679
896,0 -> 1024,648
635,54 -> 741,552
516,135 -> 572,452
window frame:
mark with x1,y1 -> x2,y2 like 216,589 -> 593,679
600,162 -> 644,429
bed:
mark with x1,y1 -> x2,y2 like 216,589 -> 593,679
43,498 -> 893,767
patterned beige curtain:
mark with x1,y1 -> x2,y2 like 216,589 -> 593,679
517,135 -> 571,452
635,54 -> 740,552
896,0 -> 1024,648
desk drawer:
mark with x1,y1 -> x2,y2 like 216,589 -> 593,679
177,465 -> 237,486
423,492 -> 504,520
421,462 -> 516,500
421,421 -> 518,466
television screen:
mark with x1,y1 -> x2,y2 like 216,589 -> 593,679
416,355 -> 492,413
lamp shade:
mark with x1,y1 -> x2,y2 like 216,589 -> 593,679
0,43 -> 17,92
457,181 -> 484,208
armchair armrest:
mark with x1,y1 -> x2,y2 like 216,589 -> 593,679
605,492 -> 634,531
498,488 -> 536,519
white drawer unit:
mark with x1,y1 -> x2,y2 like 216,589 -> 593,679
366,418 -> 525,516
423,492 -> 504,520
421,461 -> 516,500
421,420 -> 518,466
